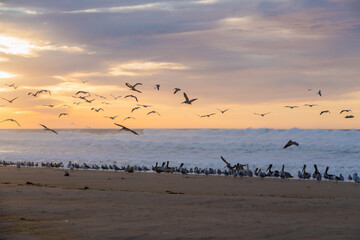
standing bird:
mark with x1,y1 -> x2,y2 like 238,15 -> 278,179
217,108 -> 229,114
125,83 -> 142,93
182,93 -> 197,105
154,84 -> 160,90
283,140 -> 299,149
1,97 -> 18,103
254,112 -> 271,117
173,88 -> 181,94
39,124 -> 58,134
0,118 -> 21,127
114,123 -> 139,135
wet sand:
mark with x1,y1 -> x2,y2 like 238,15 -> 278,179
1,167 -> 359,240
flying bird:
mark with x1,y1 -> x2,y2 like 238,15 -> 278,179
102,102 -> 111,105
114,123 -> 139,135
216,108 -> 229,114
5,83 -> 18,89
39,124 -> 58,134
61,104 -> 71,108
254,112 -> 271,117
43,104 -> 55,108
154,84 -> 160,90
104,115 -> 119,120
91,108 -> 104,112
173,88 -> 181,94
36,90 -> 51,96
1,97 -> 18,103
82,80 -> 89,83
137,104 -> 152,108
147,111 -> 161,116
283,140 -> 299,149
340,109 -> 352,114
320,110 -> 330,115
317,90 -> 322,96
284,106 -> 298,109
95,94 -> 107,99
131,107 -> 140,113
182,92 -> 197,105
199,113 -> 216,118
75,91 -> 90,96
345,115 -> 354,119
123,117 -> 136,121
124,95 -> 138,102
304,104 -> 317,107
0,118 -> 21,127
111,94 -> 121,100
125,83 -> 142,93
58,113 -> 69,118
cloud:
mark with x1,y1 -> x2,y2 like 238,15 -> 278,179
0,71 -> 17,79
109,61 -> 188,76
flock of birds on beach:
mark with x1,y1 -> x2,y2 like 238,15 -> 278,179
1,157 -> 359,183
0,81 -> 356,133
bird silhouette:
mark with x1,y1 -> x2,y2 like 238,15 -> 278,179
284,106 -> 298,109
125,83 -> 142,93
216,108 -> 229,114
124,95 -> 138,102
104,115 -> 118,120
1,97 -> 18,103
147,111 -> 161,116
340,109 -> 352,114
317,90 -> 322,96
254,112 -> 271,117
283,140 -> 299,149
58,113 -> 69,118
304,104 -> 317,107
91,108 -> 104,112
154,84 -> 160,90
320,110 -> 330,115
173,88 -> 181,94
182,93 -> 197,104
199,113 -> 216,118
39,124 -> 58,134
114,123 -> 139,135
0,118 -> 21,127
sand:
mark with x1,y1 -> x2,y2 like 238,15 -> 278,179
0,166 -> 359,240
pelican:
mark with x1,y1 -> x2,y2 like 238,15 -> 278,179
124,95 -> 138,102
114,123 -> 139,135
324,166 -> 335,180
58,113 -> 69,118
340,109 -> 352,114
147,111 -> 161,116
125,83 -> 142,93
39,124 -> 58,134
312,164 -> 322,180
302,165 -> 311,179
1,97 -> 18,103
283,140 -> 299,149
320,110 -> 330,115
173,88 -> 181,94
280,165 -> 293,178
216,108 -> 229,114
0,118 -> 21,127
254,112 -> 270,117
182,92 -> 197,105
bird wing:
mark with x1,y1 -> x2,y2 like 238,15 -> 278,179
39,124 -> 47,129
183,92 -> 189,101
49,128 -> 58,134
133,83 -> 142,87
189,98 -> 198,103
283,140 -> 292,149
13,120 -> 21,127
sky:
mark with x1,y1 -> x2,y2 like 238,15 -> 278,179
0,0 -> 359,129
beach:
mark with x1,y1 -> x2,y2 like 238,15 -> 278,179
1,167 -> 359,240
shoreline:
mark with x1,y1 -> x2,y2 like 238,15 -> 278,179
1,167 -> 360,239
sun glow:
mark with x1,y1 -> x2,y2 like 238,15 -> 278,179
0,71 -> 16,78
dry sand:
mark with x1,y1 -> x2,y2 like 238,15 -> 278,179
0,166 -> 359,240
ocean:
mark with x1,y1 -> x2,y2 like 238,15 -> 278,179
0,128 -> 359,176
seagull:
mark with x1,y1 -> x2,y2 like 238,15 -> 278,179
284,106 -> 298,109
0,118 -> 21,127
345,115 -> 354,119
80,97 -> 95,103
58,113 -> 69,118
73,102 -> 82,105
317,90 -> 322,96
131,107 -> 140,113
147,111 -> 161,116
91,108 -> 104,112
124,95 -> 138,102
36,90 -> 51,96
125,83 -> 142,93
320,110 -> 330,115
1,97 -> 18,103
182,92 -> 197,105
137,104 -> 151,108
104,115 -> 118,120
304,104 -> 317,107
28,92 -> 37,97
216,108 -> 229,114
173,88 -> 181,94
95,94 -> 107,99
111,94 -> 122,100
154,84 -> 160,90
75,91 -> 90,96
123,117 -> 135,121
283,140 -> 299,149
114,123 -> 139,135
5,83 -> 18,89
43,104 -> 55,108
254,112 -> 271,117
340,109 -> 352,114
199,113 -> 216,118
61,104 -> 71,108
39,124 -> 58,134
